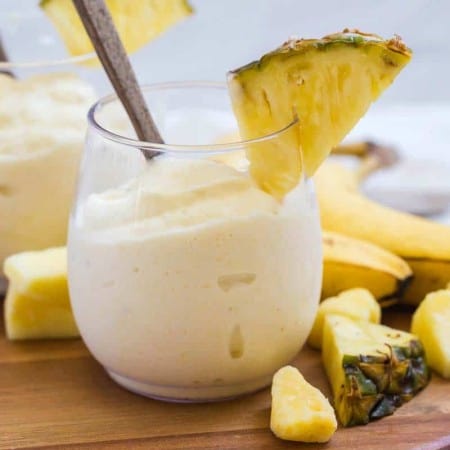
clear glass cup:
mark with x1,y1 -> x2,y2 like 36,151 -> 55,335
68,82 -> 322,402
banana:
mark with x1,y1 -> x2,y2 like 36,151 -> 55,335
406,259 -> 450,305
316,162 -> 450,305
322,231 -> 412,306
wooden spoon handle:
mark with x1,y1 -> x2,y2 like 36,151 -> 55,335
72,0 -> 163,157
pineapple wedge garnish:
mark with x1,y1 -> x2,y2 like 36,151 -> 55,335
322,314 -> 430,426
271,366 -> 337,443
41,0 -> 193,61
228,30 -> 411,198
3,247 -> 78,340
411,289 -> 450,378
308,288 -> 381,350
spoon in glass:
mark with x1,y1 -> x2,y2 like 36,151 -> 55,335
72,0 -> 163,159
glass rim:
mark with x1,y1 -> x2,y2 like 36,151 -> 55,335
0,52 -> 97,69
87,81 -> 299,154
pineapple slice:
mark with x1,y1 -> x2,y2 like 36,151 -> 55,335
228,30 -> 411,198
3,247 -> 78,340
322,314 -> 429,426
41,0 -> 193,61
271,366 -> 337,443
308,288 -> 381,350
411,290 -> 450,378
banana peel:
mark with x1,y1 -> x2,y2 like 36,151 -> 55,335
316,161 -> 450,305
322,231 -> 412,306
406,259 -> 450,305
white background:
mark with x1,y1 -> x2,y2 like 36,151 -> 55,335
132,0 -> 450,104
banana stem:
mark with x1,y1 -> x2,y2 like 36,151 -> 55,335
332,141 -> 369,157
333,141 -> 399,181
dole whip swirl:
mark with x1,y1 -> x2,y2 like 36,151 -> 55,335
0,73 -> 96,273
68,156 -> 322,400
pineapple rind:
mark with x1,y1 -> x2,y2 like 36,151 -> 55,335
323,314 -> 430,427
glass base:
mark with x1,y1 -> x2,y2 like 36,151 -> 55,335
107,369 -> 272,403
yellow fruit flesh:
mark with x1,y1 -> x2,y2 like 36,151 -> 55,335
3,247 -> 78,340
323,315 -> 377,404
308,288 -> 381,349
411,290 -> 450,378
228,31 -> 411,198
41,0 -> 193,61
271,366 -> 337,443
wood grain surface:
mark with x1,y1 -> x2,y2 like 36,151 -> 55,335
1,306 -> 449,450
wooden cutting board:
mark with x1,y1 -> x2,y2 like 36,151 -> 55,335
1,306 -> 449,450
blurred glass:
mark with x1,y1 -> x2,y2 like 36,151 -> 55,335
0,2 -> 103,288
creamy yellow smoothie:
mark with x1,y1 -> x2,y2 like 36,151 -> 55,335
0,73 -> 96,274
68,156 -> 322,400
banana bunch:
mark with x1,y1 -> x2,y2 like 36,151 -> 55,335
317,154 -> 450,306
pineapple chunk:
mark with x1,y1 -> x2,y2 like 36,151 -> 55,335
322,314 -> 429,426
411,290 -> 450,378
308,288 -> 381,350
3,247 -> 78,340
41,0 -> 193,61
271,366 -> 337,443
228,30 -> 411,198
